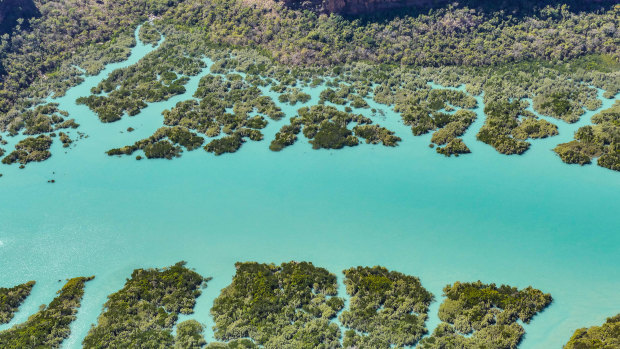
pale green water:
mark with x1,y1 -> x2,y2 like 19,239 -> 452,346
0,30 -> 618,349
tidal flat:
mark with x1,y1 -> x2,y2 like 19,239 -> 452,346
0,25 -> 618,349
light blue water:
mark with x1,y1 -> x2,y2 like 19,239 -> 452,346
0,30 -> 619,349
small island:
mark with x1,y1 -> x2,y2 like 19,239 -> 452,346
210,261 -> 344,348
564,313 -> 620,349
418,281 -> 552,349
0,276 -> 93,348
0,281 -> 35,325
1,135 -> 53,166
554,100 -> 620,171
82,261 -> 209,348
339,266 -> 434,348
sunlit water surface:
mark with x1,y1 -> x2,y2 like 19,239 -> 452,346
0,30 -> 618,349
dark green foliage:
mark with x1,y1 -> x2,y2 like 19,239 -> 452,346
161,74 -> 282,155
5,103 -> 74,136
59,132 -> 72,148
0,281 -> 35,324
175,320 -> 208,349
564,314 -> 620,349
353,124 -> 401,146
82,262 -> 208,349
207,339 -> 258,348
1,135 -> 52,165
76,41 -> 205,122
145,140 -> 181,159
278,88 -> 311,106
211,261 -> 344,348
478,100 -> 558,155
393,88 -> 478,153
554,100 -> 620,171
436,139 -> 471,157
533,91 -> 584,123
204,133 -> 244,155
271,105 -> 391,151
339,266 -> 434,348
310,121 -> 359,150
106,126 -> 204,159
269,124 -> 301,151
0,276 -> 93,349
419,281 -> 552,349
139,22 -> 161,46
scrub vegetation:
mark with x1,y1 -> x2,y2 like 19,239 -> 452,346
0,281 -> 35,325
0,1 -> 618,170
270,105 -> 398,151
82,262 -> 209,348
564,314 -> 620,349
339,266 -> 434,348
211,261 -> 344,348
477,100 -> 558,155
1,135 -> 52,165
0,276 -> 93,349
418,281 -> 553,349
554,100 -> 620,171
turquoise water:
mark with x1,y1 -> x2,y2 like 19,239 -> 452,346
0,30 -> 619,349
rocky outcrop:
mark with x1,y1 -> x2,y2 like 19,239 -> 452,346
0,0 -> 39,34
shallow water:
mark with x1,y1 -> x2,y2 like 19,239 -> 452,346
0,29 -> 618,349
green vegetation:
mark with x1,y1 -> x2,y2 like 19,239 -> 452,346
0,281 -> 35,324
554,100 -> 620,171
76,41 -> 204,122
0,0 -> 617,170
175,320 -> 208,349
477,100 -> 558,155
533,91 -> 585,123
159,73 -> 282,156
339,266 -> 434,348
58,132 -> 72,148
107,126 -> 204,159
419,281 -> 552,349
436,138 -> 471,157
270,105 -> 400,151
278,88 -> 311,106
211,261 -> 344,348
0,276 -> 93,349
82,261 -> 209,348
353,124 -> 401,146
5,103 -> 76,136
564,314 -> 620,349
0,0 -> 187,125
139,22 -> 162,46
1,135 -> 52,165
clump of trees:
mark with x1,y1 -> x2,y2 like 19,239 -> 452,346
139,22 -> 161,46
210,261 -> 345,348
270,105 -> 398,151
353,124 -> 401,146
0,276 -> 94,349
477,100 -> 558,155
4,103 -> 77,136
554,100 -> 620,171
278,88 -> 311,106
82,262 -> 209,348
1,135 -> 53,165
564,313 -> 620,349
107,126 -> 204,159
418,281 -> 552,349
0,281 -> 35,324
76,41 -> 205,122
390,88 -> 478,154
339,266 -> 434,348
